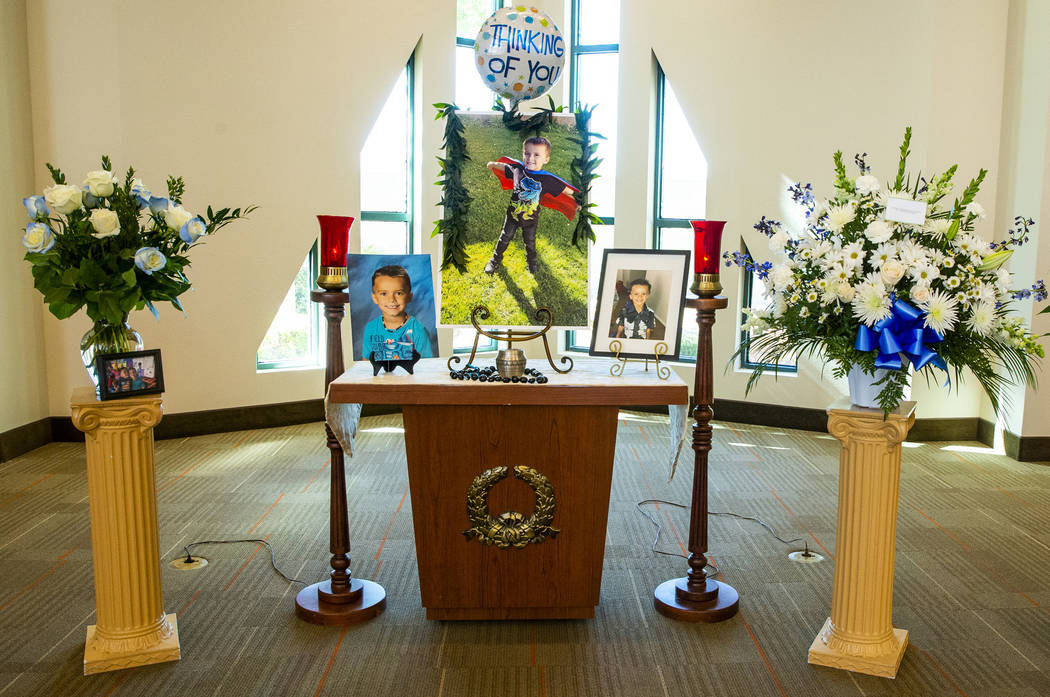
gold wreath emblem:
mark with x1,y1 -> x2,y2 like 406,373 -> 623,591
463,466 -> 560,549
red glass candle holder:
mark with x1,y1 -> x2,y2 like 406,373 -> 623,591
316,215 -> 354,290
689,220 -> 726,297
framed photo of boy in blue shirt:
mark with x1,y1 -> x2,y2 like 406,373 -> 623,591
347,254 -> 439,369
589,249 -> 691,362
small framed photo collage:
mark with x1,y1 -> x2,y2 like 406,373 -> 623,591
96,349 -> 165,401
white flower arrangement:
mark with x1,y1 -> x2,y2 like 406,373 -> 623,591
726,129 -> 1045,413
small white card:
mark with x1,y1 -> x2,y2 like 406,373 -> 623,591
885,197 -> 927,225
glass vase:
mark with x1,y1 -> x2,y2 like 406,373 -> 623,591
80,317 -> 143,388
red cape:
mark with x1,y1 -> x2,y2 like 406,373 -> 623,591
492,157 -> 579,221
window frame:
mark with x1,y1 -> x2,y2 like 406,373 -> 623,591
565,0 -> 618,353
738,242 -> 798,373
650,63 -> 698,364
359,54 -> 415,254
256,241 -> 324,371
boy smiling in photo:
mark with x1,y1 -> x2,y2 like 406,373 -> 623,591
483,136 -> 578,275
613,278 -> 655,339
361,265 -> 433,361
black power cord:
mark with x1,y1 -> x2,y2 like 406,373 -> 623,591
635,499 -> 814,571
177,539 -> 309,585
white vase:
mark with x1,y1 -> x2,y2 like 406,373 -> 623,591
847,365 -> 890,408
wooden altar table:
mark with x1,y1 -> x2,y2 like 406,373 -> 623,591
328,357 -> 688,620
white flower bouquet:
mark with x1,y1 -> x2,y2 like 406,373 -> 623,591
20,155 -> 255,378
727,129 -> 1045,413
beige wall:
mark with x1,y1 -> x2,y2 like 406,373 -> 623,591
994,0 -> 1050,437
0,0 -> 49,432
24,0 -> 454,416
5,0 -> 1049,440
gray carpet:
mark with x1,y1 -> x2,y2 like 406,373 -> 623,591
0,412 -> 1047,697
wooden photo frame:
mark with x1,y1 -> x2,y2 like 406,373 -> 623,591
589,249 -> 691,361
96,349 -> 164,401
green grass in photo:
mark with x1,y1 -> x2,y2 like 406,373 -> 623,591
440,115 -> 589,327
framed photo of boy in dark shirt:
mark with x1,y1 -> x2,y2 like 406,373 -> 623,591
589,249 -> 691,361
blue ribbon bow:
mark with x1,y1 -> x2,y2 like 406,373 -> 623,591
854,297 -> 948,374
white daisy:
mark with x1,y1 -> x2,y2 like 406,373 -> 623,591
897,240 -> 929,268
842,242 -> 865,269
852,280 -> 892,325
805,290 -> 819,302
799,306 -> 811,318
870,242 -> 898,268
922,290 -> 959,334
952,233 -> 983,255
828,264 -> 852,283
909,264 -> 939,284
945,275 -> 962,290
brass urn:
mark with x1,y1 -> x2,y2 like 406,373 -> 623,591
495,348 -> 526,378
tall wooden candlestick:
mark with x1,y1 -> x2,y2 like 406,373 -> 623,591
654,296 -> 739,622
295,290 -> 386,624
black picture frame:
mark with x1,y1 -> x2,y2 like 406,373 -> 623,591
96,349 -> 165,401
589,248 -> 691,361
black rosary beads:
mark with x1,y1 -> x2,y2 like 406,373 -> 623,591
449,365 -> 548,384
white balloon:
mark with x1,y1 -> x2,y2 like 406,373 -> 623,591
474,6 -> 565,105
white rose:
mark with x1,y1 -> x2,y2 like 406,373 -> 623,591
22,222 -> 56,253
163,204 -> 194,232
43,183 -> 83,215
134,246 -> 167,275
836,282 -> 856,302
89,208 -> 120,237
880,259 -> 906,286
911,284 -> 932,305
855,175 -> 880,196
865,220 -> 894,244
83,170 -> 119,197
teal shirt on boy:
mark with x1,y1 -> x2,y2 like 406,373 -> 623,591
361,315 -> 432,361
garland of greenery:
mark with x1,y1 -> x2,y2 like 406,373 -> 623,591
432,97 -> 604,271
569,104 -> 605,248
431,102 -> 472,272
